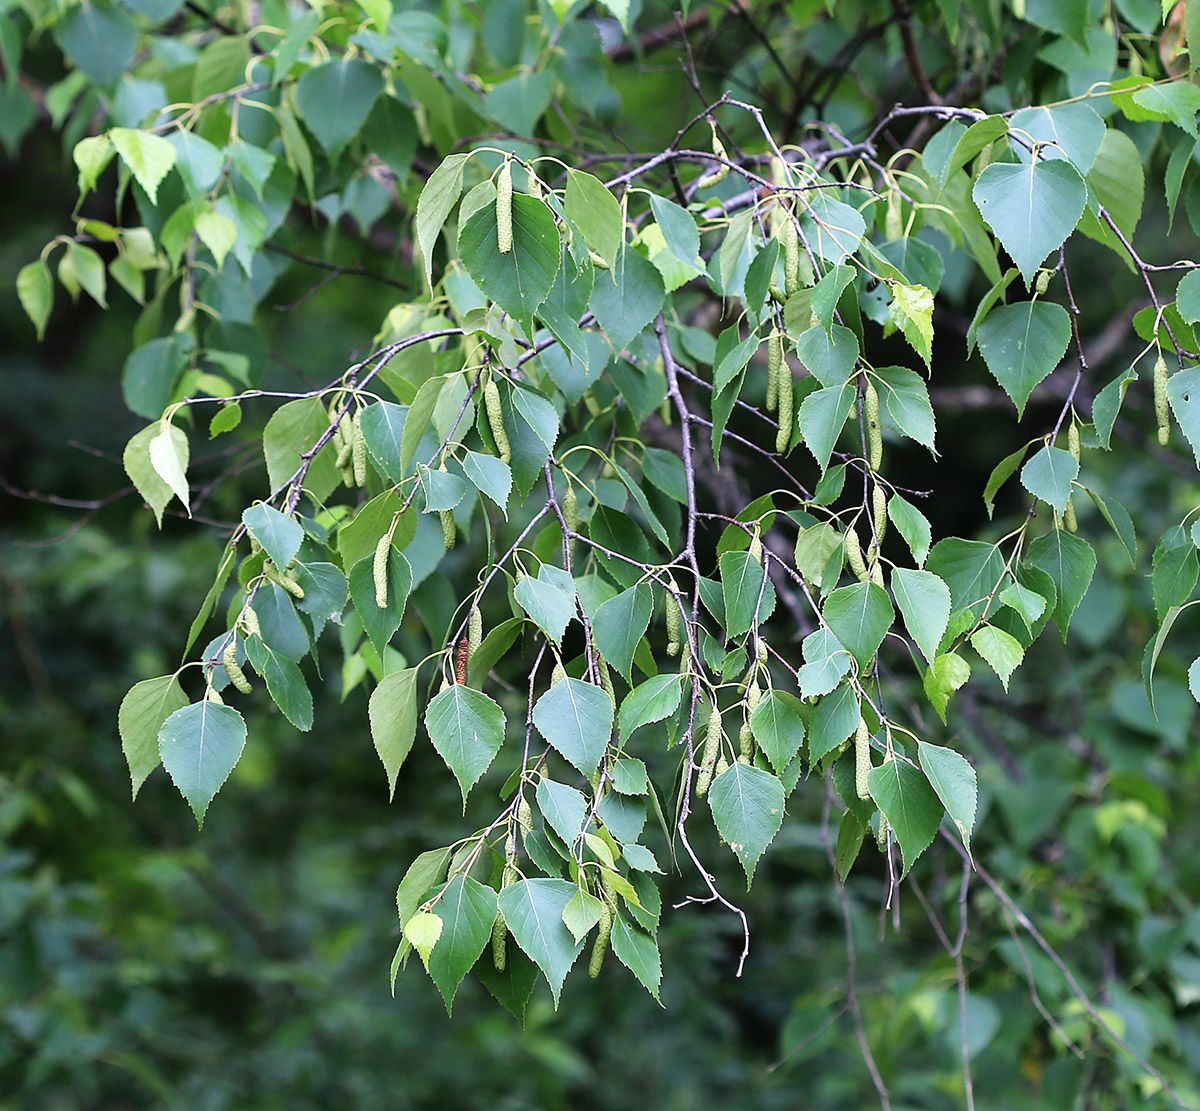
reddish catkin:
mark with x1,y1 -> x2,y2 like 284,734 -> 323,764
854,717 -> 871,800
496,158 -> 514,254
456,637 -> 469,684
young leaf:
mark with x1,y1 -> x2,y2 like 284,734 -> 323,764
148,423 -> 190,516
708,761 -> 786,885
415,152 -> 470,290
969,625 -> 1025,691
424,685 -> 506,805
158,700 -> 248,826
110,127 -> 177,202
16,260 -> 53,339
719,549 -> 770,639
565,169 -> 623,271
924,652 -> 970,723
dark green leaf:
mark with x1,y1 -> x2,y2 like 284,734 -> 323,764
242,502 -> 303,572
426,876 -> 497,1013
496,878 -> 585,1008
822,582 -> 894,668
590,246 -> 666,353
533,678 -> 613,775
918,741 -> 977,853
708,761 -> 785,884
119,675 -> 188,798
592,584 -> 653,682
1027,529 -> 1096,639
368,667 -> 419,799
294,58 -> 384,156
975,301 -> 1072,417
244,635 -> 313,731
1020,445 -> 1078,512
618,674 -> 683,740
867,756 -> 941,876
424,685 -> 506,804
158,700 -> 247,825
749,690 -> 807,774
891,568 -> 951,665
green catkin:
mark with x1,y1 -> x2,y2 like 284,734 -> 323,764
1064,421 -> 1079,532
588,249 -> 610,271
279,572 -> 305,600
854,717 -> 871,800
562,484 -> 578,534
589,903 -> 614,978
865,380 -> 882,471
746,677 -> 762,713
845,525 -> 869,582
875,816 -> 889,852
223,637 -> 252,694
778,207 -> 800,295
597,657 -> 615,703
206,685 -> 224,704
715,752 -> 730,777
757,639 -> 768,664
665,584 -> 681,657
739,721 -> 755,762
468,607 -> 483,657
373,532 -> 391,610
334,420 -> 352,470
491,912 -> 507,971
1035,267 -> 1052,296
776,365 -> 793,453
483,379 -> 510,464
550,662 -> 567,686
766,329 -> 783,412
1064,496 -> 1078,533
240,606 -> 261,639
696,707 -> 722,797
872,482 -> 887,548
870,561 -> 885,588
496,158 -> 513,255
440,509 -> 456,550
695,126 -> 730,190
749,530 -> 763,563
1154,353 -> 1170,446
517,797 -> 533,837
351,410 -> 367,486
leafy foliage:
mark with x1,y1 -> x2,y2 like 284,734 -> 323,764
7,0 -> 1200,1107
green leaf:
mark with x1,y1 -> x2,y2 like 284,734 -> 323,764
533,678 -> 614,776
590,244 -> 666,353
562,888 -> 604,944
65,241 -> 106,307
566,170 -> 623,271
808,681 -> 859,764
401,376 -> 445,478
404,912 -> 442,967
1178,269 -> 1200,324
1092,367 -> 1137,449
798,626 -> 851,699
1027,530 -> 1096,639
924,652 -> 970,723
876,365 -> 935,450
891,568 -> 951,665
888,493 -> 932,566
337,489 -> 412,569
359,399 -> 408,482
415,153 -> 470,290
798,191 -> 866,264
294,58 -> 384,156
972,160 -> 1087,282
514,567 -> 577,645
1078,128 -> 1144,253
17,260 -> 53,340
110,128 -> 177,204
1167,367 -> 1200,465
426,876 -> 497,1013
822,582 -> 894,668
969,625 -> 1025,691
244,635 -> 314,731
618,674 -> 684,740
592,583 -> 653,683
649,194 -> 703,270
917,741 -> 977,853
368,667 -> 419,799
396,847 -> 452,932
119,675 -> 188,798
54,1 -> 136,90
1131,80 -> 1200,136
461,450 -> 512,516
459,193 -> 560,334
749,690 -> 807,775
193,209 -> 237,270
795,324 -> 858,386
1020,445 -> 1078,512
975,301 -> 1072,417
610,915 -> 662,1002
417,464 -> 467,512
798,382 -> 855,471
719,550 -> 769,640
263,397 -> 340,505
888,283 -> 934,367
927,538 -> 1005,624
794,521 -> 843,587
713,326 -> 758,393
148,423 -> 190,516
1152,529 -> 1198,619
867,756 -> 942,876
242,503 -> 303,572
1009,102 -> 1106,173
350,546 -> 413,655
536,778 -> 589,845
496,878 -> 585,1008
835,812 -> 866,880
122,333 -> 193,420
708,761 -> 785,885
424,685 -> 506,805
158,701 -> 247,826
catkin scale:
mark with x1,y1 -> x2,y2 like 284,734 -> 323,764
865,380 -> 882,471
223,637 -> 252,694
483,380 -> 511,464
775,367 -> 793,453
373,533 -> 390,610
766,329 -> 783,411
854,717 -> 871,800
1154,353 -> 1170,446
496,159 -> 514,254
